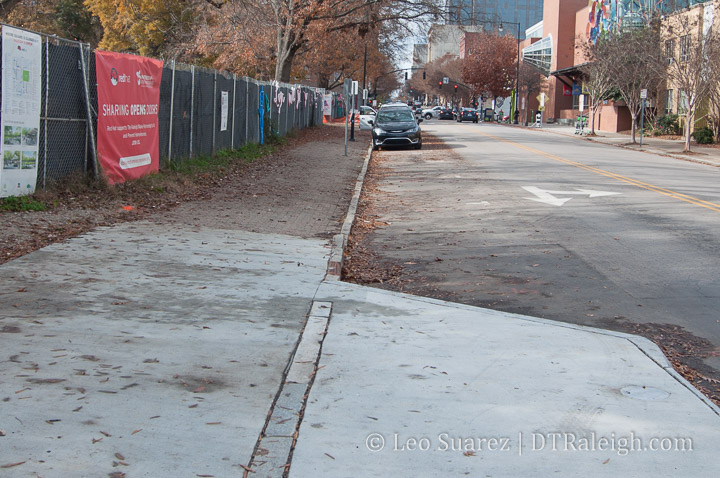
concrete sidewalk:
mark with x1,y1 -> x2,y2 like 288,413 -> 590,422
1,129 -> 719,477
521,122 -> 720,167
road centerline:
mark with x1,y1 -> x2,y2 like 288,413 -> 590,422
468,127 -> 720,212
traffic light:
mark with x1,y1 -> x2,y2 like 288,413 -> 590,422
404,72 -> 408,80
454,84 -> 458,91
422,71 -> 426,80
438,80 -> 442,89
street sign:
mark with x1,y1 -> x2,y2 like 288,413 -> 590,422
363,89 -> 368,101
579,95 -> 585,112
443,77 -> 449,84
641,89 -> 648,99
351,81 -> 359,95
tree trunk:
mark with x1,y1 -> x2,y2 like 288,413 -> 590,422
684,112 -> 694,152
630,112 -> 637,143
275,54 -> 294,83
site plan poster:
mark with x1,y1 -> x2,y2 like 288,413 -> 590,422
1,26 -> 42,198
95,50 -> 163,185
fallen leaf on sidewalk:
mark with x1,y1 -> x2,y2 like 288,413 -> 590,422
1,461 -> 26,469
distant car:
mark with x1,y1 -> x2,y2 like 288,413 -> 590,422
457,107 -> 479,123
424,106 -> 444,119
358,106 -> 377,131
437,108 -> 454,120
370,104 -> 422,150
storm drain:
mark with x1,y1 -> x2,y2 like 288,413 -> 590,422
245,301 -> 332,477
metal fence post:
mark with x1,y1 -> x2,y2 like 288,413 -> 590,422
231,73 -> 236,150
190,65 -> 195,157
212,70 -> 217,152
43,36 -> 49,189
79,43 -> 99,179
245,78 -> 249,145
168,59 -> 176,162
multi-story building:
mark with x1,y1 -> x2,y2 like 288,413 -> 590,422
445,0 -> 544,39
519,0 -> 717,131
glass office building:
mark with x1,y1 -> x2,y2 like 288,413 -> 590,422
445,0 -> 544,39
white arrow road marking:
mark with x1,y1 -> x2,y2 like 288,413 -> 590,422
522,186 -> 620,206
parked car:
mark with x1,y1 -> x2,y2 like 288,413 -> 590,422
457,107 -> 479,123
437,108 -> 455,120
370,104 -> 422,150
424,106 -> 444,119
358,106 -> 377,131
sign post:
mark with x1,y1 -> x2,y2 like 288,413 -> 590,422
343,78 -> 351,156
640,89 -> 647,147
350,80 -> 358,142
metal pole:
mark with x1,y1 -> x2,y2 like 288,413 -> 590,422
168,60 -> 176,162
640,99 -> 645,147
79,43 -> 99,180
245,78 -> 249,145
212,70 -> 217,153
515,22 -> 520,124
43,37 -> 49,189
190,65 -> 195,157
362,43 -> 367,96
231,74 -> 236,149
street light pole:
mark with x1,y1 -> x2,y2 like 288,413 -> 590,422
500,21 -> 521,124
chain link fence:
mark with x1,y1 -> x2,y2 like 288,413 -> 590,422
0,24 -> 325,189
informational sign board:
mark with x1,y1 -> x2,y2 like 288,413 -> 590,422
95,50 -> 163,185
1,26 -> 42,197
220,91 -> 229,131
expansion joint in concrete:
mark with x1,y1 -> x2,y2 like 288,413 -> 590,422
245,301 -> 333,477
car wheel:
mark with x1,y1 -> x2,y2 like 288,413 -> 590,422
414,143 -> 422,150
424,113 -> 432,119
372,144 -> 379,151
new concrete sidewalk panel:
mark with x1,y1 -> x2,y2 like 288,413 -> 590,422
291,280 -> 720,477
0,222 -> 329,477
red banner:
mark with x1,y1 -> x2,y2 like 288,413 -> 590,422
95,51 -> 163,185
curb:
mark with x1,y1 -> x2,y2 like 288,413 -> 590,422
325,145 -> 373,281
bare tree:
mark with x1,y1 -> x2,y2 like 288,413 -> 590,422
203,0 -> 443,83
593,23 -> 666,143
664,9 -> 720,151
462,31 -> 516,105
578,59 -> 614,135
517,62 -> 545,125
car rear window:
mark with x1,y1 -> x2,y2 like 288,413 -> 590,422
377,109 -> 415,122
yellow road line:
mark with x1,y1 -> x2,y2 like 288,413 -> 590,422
473,128 -> 720,213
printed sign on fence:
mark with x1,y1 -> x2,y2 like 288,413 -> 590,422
1,26 -> 42,198
95,50 -> 163,185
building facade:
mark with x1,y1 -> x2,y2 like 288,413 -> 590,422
446,0 -> 544,38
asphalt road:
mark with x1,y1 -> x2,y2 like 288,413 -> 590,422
352,120 -> 720,393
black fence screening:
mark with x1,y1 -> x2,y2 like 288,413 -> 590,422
0,24 -> 325,189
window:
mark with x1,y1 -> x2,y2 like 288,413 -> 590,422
664,89 -> 673,114
665,39 -> 675,64
680,35 -> 691,63
678,90 -> 688,114
522,35 -> 552,76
